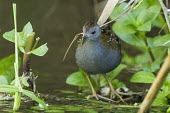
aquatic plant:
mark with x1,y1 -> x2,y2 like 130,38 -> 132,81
0,4 -> 48,111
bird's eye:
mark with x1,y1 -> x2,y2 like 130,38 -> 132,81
91,31 -> 96,34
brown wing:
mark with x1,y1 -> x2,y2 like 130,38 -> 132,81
100,25 -> 120,50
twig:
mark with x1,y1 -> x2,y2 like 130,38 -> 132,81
97,0 -> 119,26
159,0 -> 170,31
138,54 -> 170,113
63,33 -> 83,61
100,0 -> 138,27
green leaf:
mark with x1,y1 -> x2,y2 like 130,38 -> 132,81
27,43 -> 48,56
112,23 -> 136,35
3,22 -> 33,47
142,62 -> 160,72
110,3 -> 127,20
20,76 -> 29,87
66,71 -> 89,87
147,34 -> 170,48
152,92 -> 168,106
19,22 -> 33,46
147,5 -> 161,22
136,5 -> 160,25
23,89 -> 47,109
0,85 -> 19,92
130,71 -> 155,83
3,29 -> 15,43
99,75 -> 107,87
167,107 -> 170,113
137,21 -> 151,31
107,64 -> 127,80
136,9 -> 148,25
153,34 -> 170,47
0,76 -> 8,85
111,79 -> 125,88
0,54 -> 21,83
135,53 -> 151,64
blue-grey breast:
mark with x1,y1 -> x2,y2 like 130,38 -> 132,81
76,22 -> 121,75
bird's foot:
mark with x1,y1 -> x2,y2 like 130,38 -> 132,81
110,89 -> 126,104
87,92 -> 99,100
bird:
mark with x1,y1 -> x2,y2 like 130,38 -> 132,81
75,22 -> 123,101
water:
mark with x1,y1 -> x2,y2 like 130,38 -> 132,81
0,91 -> 168,113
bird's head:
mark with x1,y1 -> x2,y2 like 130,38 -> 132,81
82,22 -> 101,44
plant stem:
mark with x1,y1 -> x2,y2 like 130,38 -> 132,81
31,37 -> 40,50
159,0 -> 170,31
22,33 -> 35,74
22,33 -> 35,91
138,54 -> 170,113
148,48 -> 154,62
144,38 -> 155,62
13,3 -> 22,111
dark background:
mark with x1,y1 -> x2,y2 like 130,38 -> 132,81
0,0 -> 96,93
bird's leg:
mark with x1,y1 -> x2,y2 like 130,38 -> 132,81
85,74 -> 99,100
85,74 -> 115,102
103,74 -> 125,103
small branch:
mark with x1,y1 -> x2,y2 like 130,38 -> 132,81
138,54 -> 170,113
97,0 -> 119,26
158,0 -> 170,31
100,0 -> 138,27
148,50 -> 155,62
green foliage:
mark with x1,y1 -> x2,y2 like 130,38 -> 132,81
130,71 -> 155,83
100,64 -> 127,88
0,4 -> 48,110
27,43 -> 48,56
110,0 -> 170,108
67,64 -> 126,91
66,69 -> 89,87
0,54 -> 21,84
152,91 -> 168,106
110,0 -> 168,83
3,22 -> 48,56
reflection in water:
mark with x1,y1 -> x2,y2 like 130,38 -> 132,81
0,0 -> 94,93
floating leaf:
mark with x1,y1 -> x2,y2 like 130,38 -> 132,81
130,71 -> 155,83
27,43 -> 48,56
